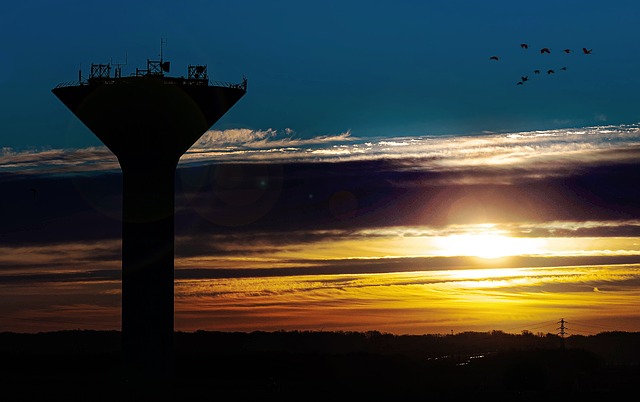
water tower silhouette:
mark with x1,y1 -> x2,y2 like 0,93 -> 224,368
52,48 -> 246,380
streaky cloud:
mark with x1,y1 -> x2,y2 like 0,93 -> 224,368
190,128 -> 354,149
173,255 -> 640,280
0,147 -> 118,176
2,123 -> 639,176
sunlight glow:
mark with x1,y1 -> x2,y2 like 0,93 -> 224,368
434,233 -> 545,259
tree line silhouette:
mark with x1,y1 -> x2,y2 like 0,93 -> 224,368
1,329 -> 638,400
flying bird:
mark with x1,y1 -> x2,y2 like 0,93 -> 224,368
563,49 -> 571,53
521,76 -> 528,82
540,48 -> 551,54
489,56 -> 499,61
534,70 -> 540,74
516,81 -> 523,85
547,69 -> 555,74
583,47 -> 593,54
560,67 -> 567,71
520,43 -> 528,49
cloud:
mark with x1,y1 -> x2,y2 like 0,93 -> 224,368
0,240 -> 121,272
172,221 -> 640,273
198,123 -> 640,168
3,150 -> 639,251
1,124 -> 639,296
502,220 -> 640,238
3,123 -> 639,176
0,147 -> 119,175
4,221 -> 638,286
191,128 -> 354,149
172,263 -> 640,334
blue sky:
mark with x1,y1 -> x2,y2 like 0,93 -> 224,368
1,0 -> 640,150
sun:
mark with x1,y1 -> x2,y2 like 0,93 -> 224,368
434,233 -> 543,259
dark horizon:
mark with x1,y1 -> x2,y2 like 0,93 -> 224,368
2,328 -> 639,400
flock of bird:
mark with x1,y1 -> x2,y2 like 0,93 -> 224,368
489,43 -> 593,86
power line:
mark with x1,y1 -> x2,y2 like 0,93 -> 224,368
569,319 -> 621,333
501,320 -> 558,334
524,321 -> 559,332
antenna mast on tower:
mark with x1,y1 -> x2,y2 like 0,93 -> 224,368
112,52 -> 127,79
160,38 -> 166,63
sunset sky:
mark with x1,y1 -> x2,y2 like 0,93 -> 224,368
1,1 -> 640,336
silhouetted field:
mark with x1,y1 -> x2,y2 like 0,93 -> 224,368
1,330 -> 639,401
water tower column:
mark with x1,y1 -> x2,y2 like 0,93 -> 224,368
120,158 -> 178,380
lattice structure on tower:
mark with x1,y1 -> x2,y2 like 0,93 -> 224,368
90,64 -> 111,79
188,64 -> 207,80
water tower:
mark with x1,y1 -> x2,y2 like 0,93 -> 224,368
52,46 -> 246,381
